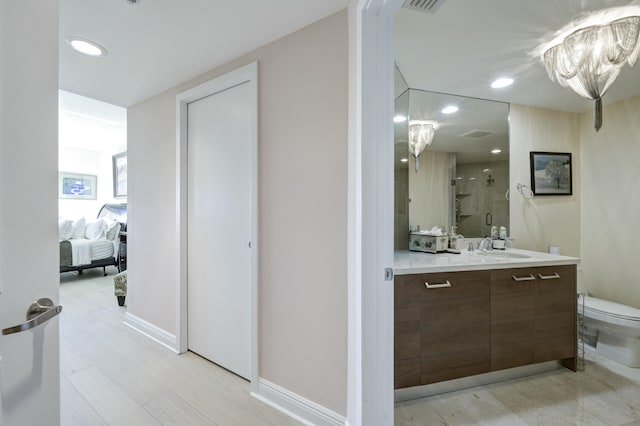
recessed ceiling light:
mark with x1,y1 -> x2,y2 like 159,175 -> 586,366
394,115 -> 407,123
65,37 -> 107,57
441,105 -> 459,114
491,148 -> 502,154
400,158 -> 408,163
491,78 -> 513,89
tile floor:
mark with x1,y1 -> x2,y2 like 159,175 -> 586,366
395,348 -> 640,425
60,268 -> 640,425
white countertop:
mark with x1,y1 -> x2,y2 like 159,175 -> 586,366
394,248 -> 579,275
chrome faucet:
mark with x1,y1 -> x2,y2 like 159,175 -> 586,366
477,237 -> 493,251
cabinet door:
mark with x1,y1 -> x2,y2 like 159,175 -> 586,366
490,268 -> 536,370
534,265 -> 576,367
395,271 -> 490,388
490,265 -> 577,371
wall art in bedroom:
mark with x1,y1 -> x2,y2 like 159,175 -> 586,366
112,151 -> 127,198
58,172 -> 97,200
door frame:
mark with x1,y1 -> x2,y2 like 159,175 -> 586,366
175,62 -> 259,391
348,1 -> 401,424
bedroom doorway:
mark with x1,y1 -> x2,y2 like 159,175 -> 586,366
177,63 -> 258,384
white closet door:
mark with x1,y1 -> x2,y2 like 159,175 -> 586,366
187,81 -> 252,379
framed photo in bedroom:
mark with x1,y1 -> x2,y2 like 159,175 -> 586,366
112,151 -> 127,198
530,151 -> 572,196
59,172 -> 98,200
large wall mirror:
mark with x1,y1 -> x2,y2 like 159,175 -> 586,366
394,68 -> 509,249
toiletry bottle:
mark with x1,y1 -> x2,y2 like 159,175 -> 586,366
491,225 -> 498,239
499,226 -> 507,240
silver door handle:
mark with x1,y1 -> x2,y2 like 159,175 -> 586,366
425,280 -> 452,289
2,298 -> 63,336
538,272 -> 561,280
512,274 -> 535,281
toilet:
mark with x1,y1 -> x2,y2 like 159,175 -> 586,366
581,295 -> 640,368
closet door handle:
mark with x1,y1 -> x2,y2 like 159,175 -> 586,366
425,281 -> 452,289
2,298 -> 63,336
512,274 -> 535,282
538,272 -> 561,280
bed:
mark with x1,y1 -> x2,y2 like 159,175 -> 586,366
59,203 -> 127,276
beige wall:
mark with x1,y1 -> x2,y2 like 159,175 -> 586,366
127,10 -> 348,414
509,104 -> 580,257
579,95 -> 640,308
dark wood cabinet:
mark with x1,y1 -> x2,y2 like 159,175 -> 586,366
395,264 -> 577,390
490,265 -> 576,371
395,270 -> 491,388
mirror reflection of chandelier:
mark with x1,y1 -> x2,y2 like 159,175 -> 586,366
408,120 -> 438,172
542,12 -> 640,131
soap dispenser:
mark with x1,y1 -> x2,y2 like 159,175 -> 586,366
499,226 -> 507,240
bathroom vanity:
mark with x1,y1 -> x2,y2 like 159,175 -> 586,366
394,248 -> 579,396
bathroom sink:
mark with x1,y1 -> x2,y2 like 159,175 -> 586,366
476,251 -> 531,259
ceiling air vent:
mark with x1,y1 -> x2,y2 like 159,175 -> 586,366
459,130 -> 492,138
402,0 -> 447,14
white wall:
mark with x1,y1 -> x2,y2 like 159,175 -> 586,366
579,95 -> 640,308
509,104 -> 581,257
58,93 -> 127,220
127,10 -> 348,415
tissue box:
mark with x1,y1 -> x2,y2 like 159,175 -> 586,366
409,233 -> 449,253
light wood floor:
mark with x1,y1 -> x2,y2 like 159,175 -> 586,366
59,268 -> 300,426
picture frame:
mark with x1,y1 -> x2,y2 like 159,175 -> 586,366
530,151 -> 572,196
59,172 -> 98,200
112,151 -> 127,198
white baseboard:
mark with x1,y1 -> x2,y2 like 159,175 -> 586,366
123,312 -> 179,354
252,378 -> 346,426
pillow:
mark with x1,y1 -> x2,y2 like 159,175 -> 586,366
71,217 -> 86,239
105,220 -> 120,241
85,220 -> 107,240
58,219 -> 74,240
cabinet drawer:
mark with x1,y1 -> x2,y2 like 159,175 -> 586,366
396,270 -> 490,307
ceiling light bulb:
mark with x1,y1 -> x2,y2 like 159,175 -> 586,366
66,37 -> 107,57
400,158 -> 408,163
491,78 -> 514,89
441,105 -> 459,114
394,115 -> 407,123
491,148 -> 502,154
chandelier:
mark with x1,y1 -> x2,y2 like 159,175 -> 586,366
408,120 -> 438,172
542,14 -> 640,131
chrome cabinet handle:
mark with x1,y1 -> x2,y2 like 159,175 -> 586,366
538,272 -> 561,280
2,298 -> 63,336
425,280 -> 452,289
512,274 -> 535,281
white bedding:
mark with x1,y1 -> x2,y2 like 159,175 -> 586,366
68,238 -> 116,266
61,218 -> 120,267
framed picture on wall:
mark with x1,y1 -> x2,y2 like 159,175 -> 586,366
112,151 -> 127,198
530,151 -> 572,196
59,172 -> 98,200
